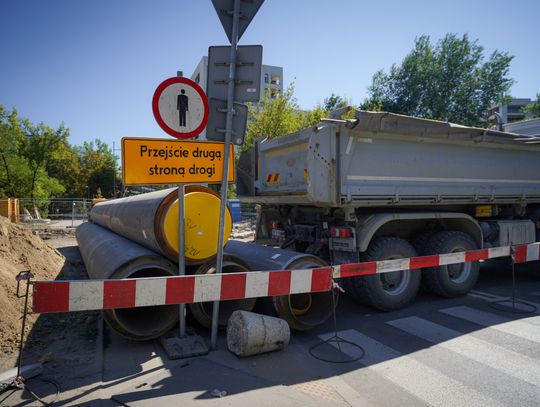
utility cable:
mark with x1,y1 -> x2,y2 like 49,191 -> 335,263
309,282 -> 365,363
489,258 -> 537,314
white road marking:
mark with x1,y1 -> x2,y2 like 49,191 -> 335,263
440,306 -> 540,344
319,329 -> 503,407
468,290 -> 540,313
388,316 -> 540,387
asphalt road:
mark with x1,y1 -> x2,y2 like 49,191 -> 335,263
6,258 -> 540,406
101,259 -> 540,407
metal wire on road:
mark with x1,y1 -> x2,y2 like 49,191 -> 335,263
309,283 -> 365,364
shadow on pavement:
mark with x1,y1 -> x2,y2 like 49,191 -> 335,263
4,258 -> 540,406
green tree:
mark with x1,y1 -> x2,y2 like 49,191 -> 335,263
0,106 -> 26,197
323,94 -> 349,112
243,84 -> 327,151
244,84 -> 301,150
522,93 -> 540,119
22,120 -> 68,200
0,106 -> 65,200
46,138 -> 81,197
300,104 -> 326,128
76,139 -> 118,198
361,34 -> 514,127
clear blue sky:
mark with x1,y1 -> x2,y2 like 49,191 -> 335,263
1,0 -> 539,150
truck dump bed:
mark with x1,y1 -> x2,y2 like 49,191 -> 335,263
237,110 -> 540,207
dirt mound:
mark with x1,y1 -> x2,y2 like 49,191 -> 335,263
0,216 -> 65,355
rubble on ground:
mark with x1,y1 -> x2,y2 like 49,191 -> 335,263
230,219 -> 256,241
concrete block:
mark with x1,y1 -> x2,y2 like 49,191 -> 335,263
227,310 -> 290,357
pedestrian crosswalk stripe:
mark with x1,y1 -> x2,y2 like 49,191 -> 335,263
388,316 -> 540,387
319,329 -> 504,407
469,290 -> 540,313
440,306 -> 540,344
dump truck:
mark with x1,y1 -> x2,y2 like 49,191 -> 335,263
235,109 -> 540,311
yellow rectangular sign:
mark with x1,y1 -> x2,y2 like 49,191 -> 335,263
122,137 -> 236,186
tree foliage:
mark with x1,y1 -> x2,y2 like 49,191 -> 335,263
243,84 -> 325,151
323,94 -> 349,112
0,106 -> 65,199
361,34 -> 514,126
75,140 -> 118,198
522,93 -> 540,119
0,105 -> 119,199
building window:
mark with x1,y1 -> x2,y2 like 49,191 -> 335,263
194,73 -> 200,84
264,73 -> 269,84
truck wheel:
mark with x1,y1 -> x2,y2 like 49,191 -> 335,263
350,237 -> 421,311
412,229 -> 438,253
412,229 -> 439,291
422,231 -> 479,297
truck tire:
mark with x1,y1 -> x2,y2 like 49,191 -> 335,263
412,229 -> 439,291
422,231 -> 479,297
412,229 -> 438,253
350,237 -> 421,311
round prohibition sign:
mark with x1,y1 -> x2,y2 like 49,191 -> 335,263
152,77 -> 209,139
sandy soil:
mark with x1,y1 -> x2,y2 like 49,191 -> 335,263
0,218 -> 256,372
0,220 -> 97,371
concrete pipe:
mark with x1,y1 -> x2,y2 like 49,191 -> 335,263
76,222 -> 178,341
90,186 -> 232,265
224,240 -> 336,331
187,255 -> 257,329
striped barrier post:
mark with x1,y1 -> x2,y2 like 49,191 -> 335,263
31,242 -> 540,314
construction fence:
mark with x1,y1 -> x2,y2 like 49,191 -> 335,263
13,198 -> 92,230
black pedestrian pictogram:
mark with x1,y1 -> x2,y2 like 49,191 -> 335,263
177,89 -> 188,127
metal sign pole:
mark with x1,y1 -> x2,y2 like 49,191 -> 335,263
178,184 -> 186,338
210,0 -> 241,350
176,72 -> 187,339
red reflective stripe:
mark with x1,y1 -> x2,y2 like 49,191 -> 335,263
310,267 -> 333,292
338,262 -> 377,278
220,273 -> 247,300
165,276 -> 195,304
465,249 -> 489,262
32,282 -> 70,313
410,255 -> 440,269
330,227 -> 353,238
268,271 -> 291,296
103,280 -> 136,309
513,245 -> 528,263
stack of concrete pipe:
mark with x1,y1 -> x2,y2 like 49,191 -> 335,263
76,222 -> 179,341
79,186 -> 255,340
78,187 -> 334,340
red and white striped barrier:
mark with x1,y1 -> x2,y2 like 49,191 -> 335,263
31,242 -> 540,314
32,268 -> 333,314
